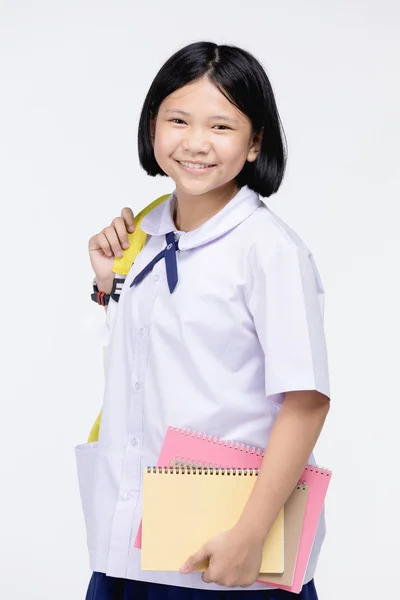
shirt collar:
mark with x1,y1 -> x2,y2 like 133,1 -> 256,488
140,185 -> 262,251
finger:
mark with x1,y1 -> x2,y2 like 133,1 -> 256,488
102,226 -> 124,258
180,546 -> 209,574
201,571 -> 213,584
112,216 -> 131,249
121,207 -> 135,232
91,232 -> 113,258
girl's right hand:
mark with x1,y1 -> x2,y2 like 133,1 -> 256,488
88,207 -> 136,287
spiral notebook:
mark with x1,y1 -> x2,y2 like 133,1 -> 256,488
141,465 -> 284,573
258,482 -> 308,587
136,426 -> 332,593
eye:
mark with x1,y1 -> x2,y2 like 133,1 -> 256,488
170,118 -> 186,124
213,125 -> 231,131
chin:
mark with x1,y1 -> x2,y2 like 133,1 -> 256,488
175,176 -> 234,198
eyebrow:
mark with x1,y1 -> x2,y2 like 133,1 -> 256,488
164,109 -> 239,124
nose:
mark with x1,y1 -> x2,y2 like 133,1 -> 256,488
182,127 -> 211,154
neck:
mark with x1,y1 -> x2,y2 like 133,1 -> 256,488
173,182 -> 239,232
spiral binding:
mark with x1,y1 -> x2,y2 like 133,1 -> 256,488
166,426 -> 331,477
296,483 -> 308,491
146,466 -> 312,491
303,465 -> 332,477
168,426 -> 264,456
147,465 -> 259,476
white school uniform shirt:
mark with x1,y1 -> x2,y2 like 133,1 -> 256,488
76,185 -> 330,591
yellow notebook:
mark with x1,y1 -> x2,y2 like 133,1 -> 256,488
141,466 -> 284,573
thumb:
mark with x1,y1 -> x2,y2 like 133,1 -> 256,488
180,545 -> 209,574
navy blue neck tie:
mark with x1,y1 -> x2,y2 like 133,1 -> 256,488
130,231 -> 179,293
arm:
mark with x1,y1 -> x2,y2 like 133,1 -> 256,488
232,240 -> 331,543
235,390 -> 330,544
181,391 -> 330,586
181,240 -> 330,587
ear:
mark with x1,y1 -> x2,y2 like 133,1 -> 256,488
247,128 -> 263,163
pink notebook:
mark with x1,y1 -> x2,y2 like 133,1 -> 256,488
136,426 -> 332,594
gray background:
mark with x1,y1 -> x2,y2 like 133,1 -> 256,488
1,1 -> 399,598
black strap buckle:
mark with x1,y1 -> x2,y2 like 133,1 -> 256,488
91,277 -> 126,305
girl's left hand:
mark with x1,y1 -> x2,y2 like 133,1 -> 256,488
179,526 -> 263,588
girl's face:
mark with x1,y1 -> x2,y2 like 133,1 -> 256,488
151,77 -> 261,198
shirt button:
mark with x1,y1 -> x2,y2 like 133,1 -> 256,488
134,382 -> 140,392
122,492 -> 133,501
154,274 -> 159,282
139,327 -> 145,337
130,436 -> 138,446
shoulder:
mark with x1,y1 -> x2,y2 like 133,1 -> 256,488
242,203 -> 325,293
243,202 -> 309,256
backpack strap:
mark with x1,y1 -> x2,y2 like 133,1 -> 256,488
112,193 -> 171,276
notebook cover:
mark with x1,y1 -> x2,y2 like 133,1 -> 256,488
136,426 -> 331,593
275,464 -> 331,593
258,484 -> 308,587
141,467 -> 284,573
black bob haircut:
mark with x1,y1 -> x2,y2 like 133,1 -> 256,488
138,41 -> 287,198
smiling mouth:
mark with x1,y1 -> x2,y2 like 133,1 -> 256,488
176,160 -> 217,170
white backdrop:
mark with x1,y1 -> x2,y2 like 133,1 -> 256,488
1,1 -> 399,598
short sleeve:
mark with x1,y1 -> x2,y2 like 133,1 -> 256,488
247,240 -> 330,400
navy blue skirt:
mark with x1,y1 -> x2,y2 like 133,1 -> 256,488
85,573 -> 318,600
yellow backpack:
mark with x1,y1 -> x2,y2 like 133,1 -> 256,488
87,193 -> 170,443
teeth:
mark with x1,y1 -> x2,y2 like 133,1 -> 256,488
180,161 -> 213,170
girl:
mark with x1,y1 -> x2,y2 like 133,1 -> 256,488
82,41 -> 330,600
